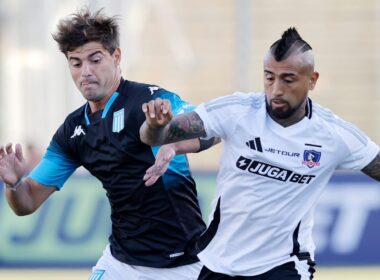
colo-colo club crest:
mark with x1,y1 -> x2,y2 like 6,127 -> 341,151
302,150 -> 321,168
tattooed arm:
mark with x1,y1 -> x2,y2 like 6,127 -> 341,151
361,152 -> 380,181
140,98 -> 207,146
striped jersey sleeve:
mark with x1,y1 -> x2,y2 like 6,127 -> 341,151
195,92 -> 258,139
314,105 -> 380,170
28,137 -> 80,189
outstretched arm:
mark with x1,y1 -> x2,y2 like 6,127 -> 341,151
0,143 -> 56,215
361,152 -> 380,181
140,98 -> 207,146
144,137 -> 221,186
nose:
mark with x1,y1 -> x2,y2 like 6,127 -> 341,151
271,80 -> 283,96
81,62 -> 92,77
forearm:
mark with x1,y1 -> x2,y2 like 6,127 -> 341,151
140,121 -> 170,146
170,139 -> 201,155
5,179 -> 38,215
170,137 -> 221,155
140,111 -> 207,146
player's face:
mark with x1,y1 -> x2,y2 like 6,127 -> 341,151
263,52 -> 318,120
67,42 -> 121,107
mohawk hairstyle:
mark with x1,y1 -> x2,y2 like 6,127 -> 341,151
270,27 -> 312,61
52,7 -> 120,56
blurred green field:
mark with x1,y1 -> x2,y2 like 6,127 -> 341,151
0,267 -> 379,279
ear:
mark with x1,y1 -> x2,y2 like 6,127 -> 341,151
309,71 -> 319,90
113,48 -> 121,65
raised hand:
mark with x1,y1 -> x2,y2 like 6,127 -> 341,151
142,98 -> 173,129
0,143 -> 28,186
143,144 -> 176,186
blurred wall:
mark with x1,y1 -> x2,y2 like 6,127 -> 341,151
0,0 -> 379,170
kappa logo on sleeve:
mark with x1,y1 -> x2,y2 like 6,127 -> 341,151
149,86 -> 160,95
70,125 -> 86,139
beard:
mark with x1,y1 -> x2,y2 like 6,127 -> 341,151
266,98 -> 304,119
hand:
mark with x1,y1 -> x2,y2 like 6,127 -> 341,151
143,144 -> 176,186
0,143 -> 28,186
142,98 -> 173,129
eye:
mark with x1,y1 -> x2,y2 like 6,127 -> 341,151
265,76 -> 274,81
71,62 -> 81,68
91,57 -> 101,64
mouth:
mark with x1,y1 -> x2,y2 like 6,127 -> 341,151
81,81 -> 98,88
271,99 -> 288,109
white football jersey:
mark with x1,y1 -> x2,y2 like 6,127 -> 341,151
194,92 -> 379,276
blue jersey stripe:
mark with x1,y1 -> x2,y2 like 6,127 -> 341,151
154,90 -> 195,115
102,91 -> 119,119
29,141 -> 79,188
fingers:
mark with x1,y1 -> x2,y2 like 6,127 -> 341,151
15,143 -> 24,162
142,98 -> 172,120
145,175 -> 159,187
5,143 -> 14,155
0,145 -> 5,159
143,166 -> 159,186
143,161 -> 167,186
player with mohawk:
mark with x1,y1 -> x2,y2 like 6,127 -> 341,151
140,27 -> 380,279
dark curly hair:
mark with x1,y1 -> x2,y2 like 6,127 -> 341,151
52,7 -> 120,56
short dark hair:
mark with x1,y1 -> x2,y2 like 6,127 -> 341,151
52,7 -> 120,56
270,27 -> 312,61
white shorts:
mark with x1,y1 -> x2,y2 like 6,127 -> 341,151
88,244 -> 202,280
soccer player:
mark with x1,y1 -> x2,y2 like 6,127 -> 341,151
140,27 -> 380,279
0,8 -> 215,280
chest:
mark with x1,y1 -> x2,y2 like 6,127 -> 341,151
223,117 -> 339,183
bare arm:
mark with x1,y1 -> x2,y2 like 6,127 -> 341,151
0,143 -> 56,215
361,152 -> 380,181
143,137 -> 220,186
5,178 -> 56,216
140,100 -> 208,146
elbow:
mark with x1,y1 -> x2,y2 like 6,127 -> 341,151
13,208 -> 35,216
140,133 -> 156,147
10,205 -> 36,216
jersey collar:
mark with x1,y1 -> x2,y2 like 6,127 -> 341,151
84,91 -> 120,125
305,98 -> 312,119
84,78 -> 125,125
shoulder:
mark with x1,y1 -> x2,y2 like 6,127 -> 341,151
123,80 -> 176,98
203,91 -> 264,112
312,102 -> 349,128
54,104 -> 86,142
312,101 -> 369,142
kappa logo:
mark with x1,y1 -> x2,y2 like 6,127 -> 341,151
70,125 -> 86,139
246,137 -> 263,152
149,86 -> 160,95
236,156 -> 315,184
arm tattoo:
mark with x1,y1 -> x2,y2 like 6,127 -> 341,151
167,111 -> 206,142
361,152 -> 380,181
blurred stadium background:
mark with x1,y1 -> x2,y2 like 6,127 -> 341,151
0,0 -> 380,279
